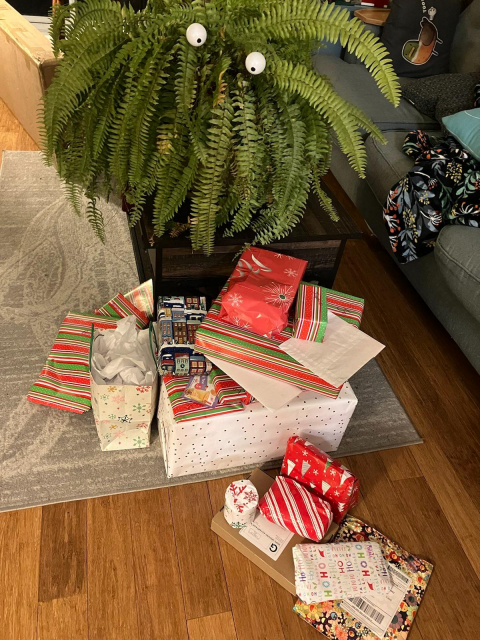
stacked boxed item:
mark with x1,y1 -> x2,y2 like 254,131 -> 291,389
157,247 -> 385,477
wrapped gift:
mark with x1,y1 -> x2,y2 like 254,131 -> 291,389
294,282 -> 328,342
90,318 -> 158,450
219,248 -> 307,336
281,436 -> 359,523
162,375 -> 245,423
293,541 -> 391,604
95,292 -> 149,329
157,378 -> 357,477
124,279 -> 154,320
195,298 -> 341,397
209,367 -> 253,406
224,479 -> 259,529
294,516 -> 433,640
258,476 -> 333,542
28,312 -> 119,413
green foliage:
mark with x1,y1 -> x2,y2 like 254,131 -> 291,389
42,0 -> 400,253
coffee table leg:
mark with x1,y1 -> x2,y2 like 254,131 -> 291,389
154,245 -> 163,315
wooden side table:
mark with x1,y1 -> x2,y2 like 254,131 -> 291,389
354,8 -> 390,26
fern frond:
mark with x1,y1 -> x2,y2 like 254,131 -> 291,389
269,58 -> 368,177
312,167 -> 339,222
236,0 -> 401,106
190,98 -> 234,253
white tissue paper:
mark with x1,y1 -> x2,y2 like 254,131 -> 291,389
90,316 -> 158,451
280,311 -> 385,388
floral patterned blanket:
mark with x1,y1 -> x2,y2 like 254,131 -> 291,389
383,131 -> 480,263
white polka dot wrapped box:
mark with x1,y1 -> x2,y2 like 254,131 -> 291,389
157,378 -> 358,477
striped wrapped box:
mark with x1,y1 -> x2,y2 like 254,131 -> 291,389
294,282 -> 328,343
95,292 -> 149,329
209,367 -> 253,406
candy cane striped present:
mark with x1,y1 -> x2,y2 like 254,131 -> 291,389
95,292 -> 149,329
258,476 -> 333,542
124,279 -> 154,320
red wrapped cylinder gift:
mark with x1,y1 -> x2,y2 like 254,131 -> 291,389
281,436 -> 360,523
219,248 -> 307,337
259,475 -> 333,541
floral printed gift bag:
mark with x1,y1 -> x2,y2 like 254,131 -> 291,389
90,322 -> 158,451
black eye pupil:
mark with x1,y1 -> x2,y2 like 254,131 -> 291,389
197,38 -> 201,43
251,67 -> 255,71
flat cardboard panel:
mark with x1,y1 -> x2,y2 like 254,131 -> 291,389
0,1 -> 56,145
211,468 -> 338,596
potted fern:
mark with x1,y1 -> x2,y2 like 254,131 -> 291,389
43,0 -> 399,255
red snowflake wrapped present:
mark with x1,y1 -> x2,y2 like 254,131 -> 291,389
208,368 -> 253,406
281,436 -> 360,523
219,248 -> 307,337
258,475 -> 333,542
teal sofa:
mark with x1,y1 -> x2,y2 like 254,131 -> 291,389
313,1 -> 480,373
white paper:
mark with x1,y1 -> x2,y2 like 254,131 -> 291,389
91,316 -> 156,386
341,564 -> 412,639
239,512 -> 294,560
281,311 -> 385,387
206,355 -> 302,411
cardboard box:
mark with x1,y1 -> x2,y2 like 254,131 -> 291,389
211,468 -> 339,596
0,1 -> 57,145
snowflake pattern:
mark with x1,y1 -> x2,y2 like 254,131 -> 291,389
113,430 -> 125,439
312,469 -> 319,476
132,436 -> 146,448
108,386 -> 117,392
136,386 -> 150,393
284,268 -> 298,278
228,292 -> 243,307
334,490 -> 340,496
132,403 -> 146,413
112,394 -> 124,405
232,316 -> 251,329
136,422 -> 149,430
274,253 -> 284,259
329,468 -> 337,476
108,414 -> 117,420
262,283 -> 294,308
109,424 -> 118,430
118,415 -> 132,423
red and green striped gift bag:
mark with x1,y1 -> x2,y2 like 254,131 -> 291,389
163,375 -> 245,423
28,313 -> 119,413
95,292 -> 149,329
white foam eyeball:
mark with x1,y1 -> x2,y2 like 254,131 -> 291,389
186,23 -> 207,47
245,52 -> 266,75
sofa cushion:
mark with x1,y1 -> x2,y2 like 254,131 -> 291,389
401,73 -> 480,123
450,0 -> 480,73
312,54 -> 438,131
435,225 -> 480,321
364,131 -> 416,205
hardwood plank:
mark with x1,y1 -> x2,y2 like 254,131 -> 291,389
0,508 -> 42,640
87,494 -> 139,640
207,476 -> 285,640
38,501 -> 87,602
187,612 -> 237,640
129,489 -> 188,640
37,594 -> 88,640
271,583 -> 319,640
0,98 -> 38,162
169,481 -> 230,620
345,452 -> 480,640
380,447 -> 423,481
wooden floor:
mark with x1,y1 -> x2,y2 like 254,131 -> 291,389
1,98 -> 479,640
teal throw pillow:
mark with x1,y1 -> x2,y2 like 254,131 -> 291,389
443,109 -> 480,161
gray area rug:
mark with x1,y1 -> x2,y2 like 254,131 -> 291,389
0,151 -> 422,512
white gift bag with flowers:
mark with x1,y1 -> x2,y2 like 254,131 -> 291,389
90,317 -> 158,451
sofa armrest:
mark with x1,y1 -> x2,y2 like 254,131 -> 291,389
0,0 -> 56,146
